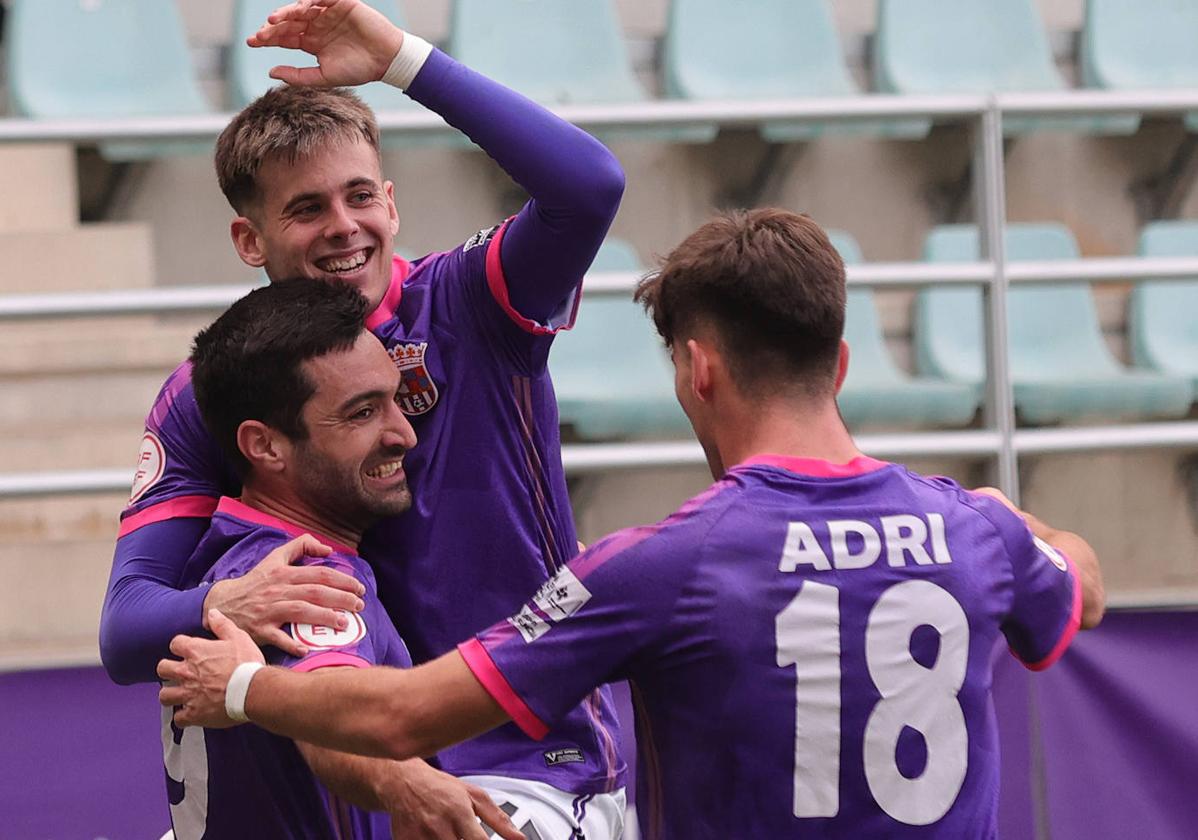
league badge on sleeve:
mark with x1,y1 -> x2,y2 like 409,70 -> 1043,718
291,610 -> 367,650
129,431 -> 165,502
1033,536 -> 1069,572
389,342 -> 439,416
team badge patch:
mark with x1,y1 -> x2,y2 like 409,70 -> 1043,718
389,342 -> 439,416
463,223 -> 501,252
129,431 -> 165,502
291,610 -> 367,650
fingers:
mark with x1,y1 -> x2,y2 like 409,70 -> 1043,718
262,534 -> 334,569
156,657 -> 187,683
271,601 -> 354,630
269,65 -> 332,87
169,633 -> 198,659
280,564 -> 365,596
207,609 -> 239,641
159,684 -> 188,707
467,787 -> 526,840
260,626 -> 309,659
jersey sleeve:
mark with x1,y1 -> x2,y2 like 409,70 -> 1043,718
977,498 -> 1082,671
118,362 -> 239,537
458,521 -> 700,740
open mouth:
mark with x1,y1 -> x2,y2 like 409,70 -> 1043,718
316,248 -> 371,276
364,458 -> 404,481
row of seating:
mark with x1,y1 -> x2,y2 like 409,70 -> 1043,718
8,0 -> 1198,158
554,220 -> 1198,440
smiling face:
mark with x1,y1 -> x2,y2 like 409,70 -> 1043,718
285,332 -> 416,532
231,138 -> 400,309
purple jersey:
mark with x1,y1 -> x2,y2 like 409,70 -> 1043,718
462,455 -> 1082,839
163,498 -> 410,840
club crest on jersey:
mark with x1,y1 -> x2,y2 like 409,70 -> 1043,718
290,610 -> 367,650
129,431 -> 166,502
389,342 -> 439,416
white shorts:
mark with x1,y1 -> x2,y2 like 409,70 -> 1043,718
464,774 -> 627,840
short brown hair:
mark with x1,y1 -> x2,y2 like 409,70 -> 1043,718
215,85 -> 381,215
635,208 -> 846,397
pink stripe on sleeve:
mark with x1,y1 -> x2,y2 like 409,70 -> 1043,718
458,638 -> 549,740
118,495 -> 218,538
1014,553 -> 1084,672
484,218 -> 578,336
290,652 -> 372,673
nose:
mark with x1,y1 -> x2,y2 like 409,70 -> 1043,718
324,199 -> 359,240
382,400 -> 418,451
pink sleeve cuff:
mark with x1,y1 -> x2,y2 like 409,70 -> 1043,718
484,218 -> 581,336
1013,553 -> 1083,672
458,638 -> 549,740
118,495 -> 219,538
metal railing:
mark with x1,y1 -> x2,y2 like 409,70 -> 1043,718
4,90 -> 1198,505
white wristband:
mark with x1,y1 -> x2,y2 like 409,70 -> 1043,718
225,661 -> 265,723
381,33 -> 434,90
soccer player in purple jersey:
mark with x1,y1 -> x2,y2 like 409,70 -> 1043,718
171,278 -> 521,839
161,209 -> 1105,839
100,0 -> 627,834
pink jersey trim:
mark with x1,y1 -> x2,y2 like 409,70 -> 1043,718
484,218 -> 580,336
737,453 -> 890,478
1014,552 -> 1084,672
118,495 -> 218,538
216,497 -> 359,558
458,638 -> 549,740
290,651 -> 372,673
364,255 -> 411,331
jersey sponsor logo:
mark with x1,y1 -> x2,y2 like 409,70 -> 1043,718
291,610 -> 367,650
543,747 -> 585,767
1033,536 -> 1068,572
463,223 -> 501,252
508,567 -> 593,643
389,342 -> 439,416
129,431 -> 166,502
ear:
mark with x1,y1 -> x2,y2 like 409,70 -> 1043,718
237,420 -> 289,474
231,217 -> 267,269
384,180 -> 400,238
833,339 -> 850,394
686,338 -> 714,402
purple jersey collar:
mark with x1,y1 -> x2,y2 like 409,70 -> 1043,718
735,453 -> 890,478
216,497 -> 359,557
364,255 -> 412,331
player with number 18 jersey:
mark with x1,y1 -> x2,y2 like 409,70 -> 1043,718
462,455 -> 1081,839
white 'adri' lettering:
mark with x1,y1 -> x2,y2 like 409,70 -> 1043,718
779,513 -> 952,572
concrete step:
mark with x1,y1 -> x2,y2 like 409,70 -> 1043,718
0,223 -> 155,293
0,144 -> 78,233
0,318 -> 201,376
0,419 -> 144,471
0,367 -> 179,429
0,493 -> 126,544
0,540 -> 110,647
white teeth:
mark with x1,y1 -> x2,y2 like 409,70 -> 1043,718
366,460 -> 402,479
319,250 -> 368,272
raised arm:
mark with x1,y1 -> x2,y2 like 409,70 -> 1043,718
251,0 -> 625,324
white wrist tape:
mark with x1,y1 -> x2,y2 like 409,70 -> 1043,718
382,33 -> 434,90
225,661 -> 265,723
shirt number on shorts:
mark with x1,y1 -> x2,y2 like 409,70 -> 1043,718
775,580 -> 969,825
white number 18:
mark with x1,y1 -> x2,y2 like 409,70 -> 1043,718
775,580 -> 970,826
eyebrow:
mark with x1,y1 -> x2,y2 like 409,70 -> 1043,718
282,178 -> 381,214
337,388 -> 391,415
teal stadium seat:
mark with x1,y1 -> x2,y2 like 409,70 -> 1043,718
448,0 -> 707,143
230,0 -> 423,147
830,231 -> 980,429
663,0 -> 921,142
1129,221 -> 1198,395
7,0 -> 213,160
550,240 -> 691,440
916,223 -> 1193,424
873,0 -> 1135,136
1082,0 -> 1198,132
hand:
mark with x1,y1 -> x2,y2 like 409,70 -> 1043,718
159,609 -> 265,728
249,0 -> 405,87
384,761 -> 526,840
203,533 -> 365,658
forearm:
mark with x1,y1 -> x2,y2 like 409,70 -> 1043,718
1024,514 -> 1106,629
297,741 -> 424,812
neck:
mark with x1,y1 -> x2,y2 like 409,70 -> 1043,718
238,483 -> 362,553
713,395 -> 862,474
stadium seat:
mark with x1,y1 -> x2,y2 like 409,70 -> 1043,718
230,1 -> 420,123
1081,0 -> 1198,132
662,0 -> 921,142
916,223 -> 1193,424
873,0 -> 1135,136
550,239 -> 691,440
6,0 -> 213,160
1129,221 -> 1198,394
830,231 -> 981,429
447,0 -> 707,143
